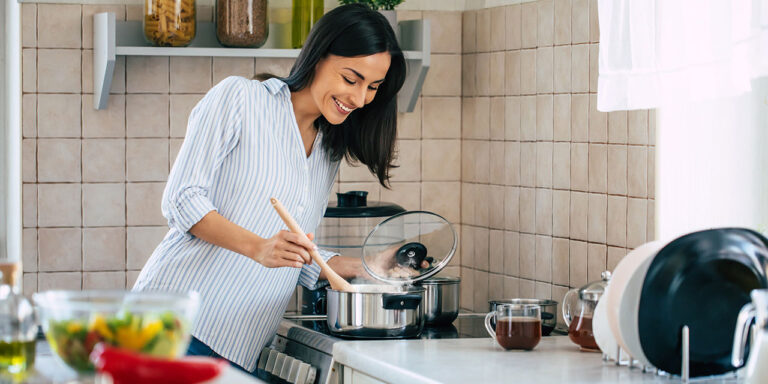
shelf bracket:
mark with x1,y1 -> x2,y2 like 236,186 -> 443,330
93,12 -> 116,110
397,19 -> 430,113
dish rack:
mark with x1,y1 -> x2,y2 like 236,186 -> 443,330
604,326 -> 741,383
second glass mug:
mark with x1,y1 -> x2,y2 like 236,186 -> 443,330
484,303 -> 542,350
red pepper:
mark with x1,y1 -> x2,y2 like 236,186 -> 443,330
90,344 -> 228,384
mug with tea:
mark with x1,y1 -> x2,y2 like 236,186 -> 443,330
484,303 -> 542,350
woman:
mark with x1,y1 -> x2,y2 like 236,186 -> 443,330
133,4 -> 406,373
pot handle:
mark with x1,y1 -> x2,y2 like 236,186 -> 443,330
382,293 -> 422,310
732,302 -> 756,368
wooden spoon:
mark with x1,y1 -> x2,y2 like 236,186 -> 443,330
270,197 -> 353,292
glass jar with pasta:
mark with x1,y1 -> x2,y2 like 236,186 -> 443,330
144,0 -> 196,47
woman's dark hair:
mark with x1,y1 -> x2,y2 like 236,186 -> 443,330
280,4 -> 406,187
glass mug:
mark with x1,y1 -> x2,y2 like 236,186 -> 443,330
484,303 -> 542,350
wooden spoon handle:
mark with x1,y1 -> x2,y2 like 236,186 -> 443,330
270,197 -> 352,292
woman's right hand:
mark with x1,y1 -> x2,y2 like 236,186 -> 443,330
250,230 -> 317,268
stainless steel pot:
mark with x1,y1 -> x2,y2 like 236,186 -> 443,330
421,276 -> 460,326
489,298 -> 558,336
326,285 -> 425,338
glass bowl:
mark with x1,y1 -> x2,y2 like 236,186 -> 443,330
33,290 -> 199,373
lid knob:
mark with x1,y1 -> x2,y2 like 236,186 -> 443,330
395,242 -> 428,269
336,191 -> 368,207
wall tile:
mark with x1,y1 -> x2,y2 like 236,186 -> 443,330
461,224 -> 474,267
460,267 -> 474,309
628,110 -> 649,145
503,232 -> 519,277
476,53 -> 490,96
475,227 -> 490,271
520,142 -> 536,187
474,140 -> 491,184
213,58 -> 254,84
648,147 -> 656,199
536,235 -> 553,282
571,93 -> 589,142
627,198 -> 647,248
488,273 -> 504,301
83,272 -> 126,290
504,186 -> 520,231
22,49 -> 36,93
489,230 -> 504,273
490,52 -> 505,96
490,97 -> 506,140
462,11 -> 477,53
588,95 -> 607,143
127,94 -> 170,137
520,233 -> 535,279
521,2 -> 538,49
170,138 -> 184,168
82,94 -> 125,138
38,184 -> 81,227
607,246 -> 627,271
571,44 -> 589,93
608,111 -> 628,144
587,243 -> 606,282
38,49 -> 81,93
535,188 -> 553,235
82,139 -> 125,182
520,279 -> 535,298
628,146 -> 648,198
462,54 -> 477,97
461,98 -> 476,139
587,193 -> 607,243
505,96 -> 520,141
421,182 -> 461,226
39,272 -> 81,291
505,51 -> 521,96
536,47 -> 554,94
536,142 -> 553,188
38,139 -> 80,183
607,195 -> 627,247
126,4 -> 141,21
83,183 -> 125,227
170,57 -> 212,93
339,159 -> 377,183
21,4 -> 36,48
552,237 -> 569,285
38,4 -> 81,48
647,199 -> 656,241
589,44 -> 599,92
520,187 -> 536,234
23,95 -> 36,138
83,228 -> 126,271
473,270 -> 489,312
83,5 -> 126,49
538,0 -> 555,47
82,51 -> 126,94
22,140 -> 36,183
607,145 -> 627,195
588,143 -> 607,193
23,273 -> 38,297
127,227 -> 167,270
398,98 -> 422,139
23,185 -> 37,228
424,11 -> 462,54
422,97 -> 460,139
490,7 -> 506,52
38,94 -> 81,138
554,0 -> 572,45
490,142 -> 505,185
381,182 -> 420,211
535,281 -> 553,300
126,139 -> 170,182
569,240 -> 587,287
553,189 -> 570,237
572,0 -> 589,44
253,58 -> 294,78
170,94 -> 204,138
126,183 -> 167,226
589,0 -> 600,43
553,142 -> 570,189
520,96 -> 537,141
126,57 -> 169,93
421,140 -> 461,181
423,55 -> 462,96
23,229 -> 38,273
570,191 -> 588,241
476,9 -> 491,53
570,143 -> 588,191
537,95 -> 554,141
475,184 -> 490,227
520,49 -> 537,95
39,228 -> 81,272
506,5 -> 522,50
554,45 -> 571,93
553,94 -> 571,141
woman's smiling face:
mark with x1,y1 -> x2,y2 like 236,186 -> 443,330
310,52 -> 391,125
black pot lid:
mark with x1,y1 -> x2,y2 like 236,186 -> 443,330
324,191 -> 405,218
638,227 -> 768,377
362,211 -> 457,285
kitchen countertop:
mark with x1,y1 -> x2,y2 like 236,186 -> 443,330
332,336 -> 742,384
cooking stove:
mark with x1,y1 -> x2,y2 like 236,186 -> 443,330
255,313 -> 565,384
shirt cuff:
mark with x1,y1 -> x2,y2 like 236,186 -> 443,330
166,187 -> 217,235
298,249 -> 339,290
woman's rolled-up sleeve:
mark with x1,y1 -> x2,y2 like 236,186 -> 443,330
162,76 -> 246,237
298,249 -> 340,290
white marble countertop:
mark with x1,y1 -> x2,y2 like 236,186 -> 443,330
332,336 -> 741,384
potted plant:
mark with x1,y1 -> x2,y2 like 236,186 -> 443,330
339,0 -> 403,33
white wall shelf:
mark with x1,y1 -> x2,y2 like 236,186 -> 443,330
93,12 -> 430,112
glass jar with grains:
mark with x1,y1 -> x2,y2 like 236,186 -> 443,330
144,0 -> 196,47
216,0 -> 269,47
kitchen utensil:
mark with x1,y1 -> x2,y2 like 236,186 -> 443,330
484,303 -> 542,350
638,228 -> 768,377
488,299 -> 558,336
562,271 -> 610,351
604,240 -> 665,365
593,287 -> 618,361
420,276 -> 460,326
34,290 -> 199,373
733,289 -> 768,383
270,197 -> 352,292
325,284 -> 425,338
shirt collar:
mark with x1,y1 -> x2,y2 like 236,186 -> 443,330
262,77 -> 289,96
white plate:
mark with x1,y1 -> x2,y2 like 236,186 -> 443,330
604,240 -> 665,365
593,285 -> 618,360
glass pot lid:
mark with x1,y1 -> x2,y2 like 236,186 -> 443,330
362,211 -> 457,285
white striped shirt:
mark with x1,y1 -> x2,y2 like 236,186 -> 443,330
133,76 -> 340,371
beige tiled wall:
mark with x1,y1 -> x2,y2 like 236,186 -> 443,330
20,4 -> 464,307
458,0 -> 656,318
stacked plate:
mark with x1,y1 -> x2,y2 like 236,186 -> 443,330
594,228 -> 768,377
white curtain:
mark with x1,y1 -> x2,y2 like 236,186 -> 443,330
597,0 -> 768,112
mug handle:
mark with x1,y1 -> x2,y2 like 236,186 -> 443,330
484,312 -> 496,339
732,302 -> 756,367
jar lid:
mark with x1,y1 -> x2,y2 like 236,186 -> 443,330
362,211 -> 457,285
324,191 -> 406,218
579,271 -> 612,301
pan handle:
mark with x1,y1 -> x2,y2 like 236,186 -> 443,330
382,293 -> 422,310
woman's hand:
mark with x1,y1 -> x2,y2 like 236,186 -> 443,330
250,231 -> 317,268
